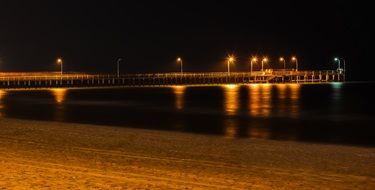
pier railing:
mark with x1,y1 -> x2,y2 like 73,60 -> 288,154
0,70 -> 340,80
0,70 -> 345,89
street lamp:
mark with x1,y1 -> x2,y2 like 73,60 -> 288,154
56,58 -> 63,75
279,57 -> 286,70
334,57 -> 340,73
227,56 -> 235,75
250,57 -> 258,75
117,58 -> 123,77
291,56 -> 298,71
177,57 -> 183,74
334,57 -> 346,74
261,57 -> 268,72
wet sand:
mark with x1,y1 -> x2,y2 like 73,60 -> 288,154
0,118 -> 374,189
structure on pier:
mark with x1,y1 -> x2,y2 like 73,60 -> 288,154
0,70 -> 345,89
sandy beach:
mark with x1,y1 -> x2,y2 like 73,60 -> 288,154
0,118 -> 374,189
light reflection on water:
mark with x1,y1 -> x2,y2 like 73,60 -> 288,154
276,84 -> 288,116
2,83 -> 373,145
50,89 -> 67,121
248,84 -> 272,117
331,82 -> 344,118
50,89 -> 67,104
222,83 -> 301,138
331,82 -> 343,101
172,86 -> 187,131
289,84 -> 301,118
0,90 -> 6,117
273,84 -> 301,118
276,84 -> 287,99
223,84 -> 239,116
172,86 -> 186,110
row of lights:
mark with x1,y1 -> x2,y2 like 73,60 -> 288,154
178,56 -> 299,75
55,56 -> 344,75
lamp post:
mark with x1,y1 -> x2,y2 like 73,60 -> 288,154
227,56 -> 235,75
291,56 -> 298,71
177,57 -> 183,74
334,57 -> 346,81
57,58 -> 63,75
334,57 -> 345,74
279,57 -> 286,70
117,58 -> 123,77
250,57 -> 258,75
261,57 -> 268,72
334,57 -> 341,72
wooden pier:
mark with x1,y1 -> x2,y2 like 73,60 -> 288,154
0,70 -> 345,89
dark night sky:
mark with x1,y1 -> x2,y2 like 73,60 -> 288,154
0,1 -> 372,80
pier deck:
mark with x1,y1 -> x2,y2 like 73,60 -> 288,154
0,70 -> 345,89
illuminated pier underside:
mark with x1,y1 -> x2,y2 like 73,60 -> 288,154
0,70 -> 344,89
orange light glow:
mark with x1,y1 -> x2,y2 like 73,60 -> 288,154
50,88 -> 67,104
276,84 -> 287,99
57,58 -> 63,64
223,85 -> 239,116
0,90 -> 6,101
0,90 -> 7,117
248,84 -> 272,117
172,86 -> 186,110
227,56 -> 235,63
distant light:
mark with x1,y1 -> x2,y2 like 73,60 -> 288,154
334,57 -> 339,61
279,57 -> 284,61
262,57 -> 268,62
177,57 -> 182,62
57,58 -> 63,64
251,57 -> 258,62
228,56 -> 235,63
292,56 -> 297,61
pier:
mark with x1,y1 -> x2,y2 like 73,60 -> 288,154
0,70 -> 345,89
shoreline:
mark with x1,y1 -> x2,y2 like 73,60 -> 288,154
1,118 -> 375,189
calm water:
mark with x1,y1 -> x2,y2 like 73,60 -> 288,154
1,82 -> 375,146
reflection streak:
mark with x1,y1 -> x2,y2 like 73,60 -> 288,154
288,84 -> 301,118
331,82 -> 343,101
223,85 -> 239,116
276,84 -> 287,100
0,90 -> 6,117
248,84 -> 272,117
172,86 -> 186,110
50,89 -> 67,104
50,89 -> 68,122
275,84 -> 288,117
